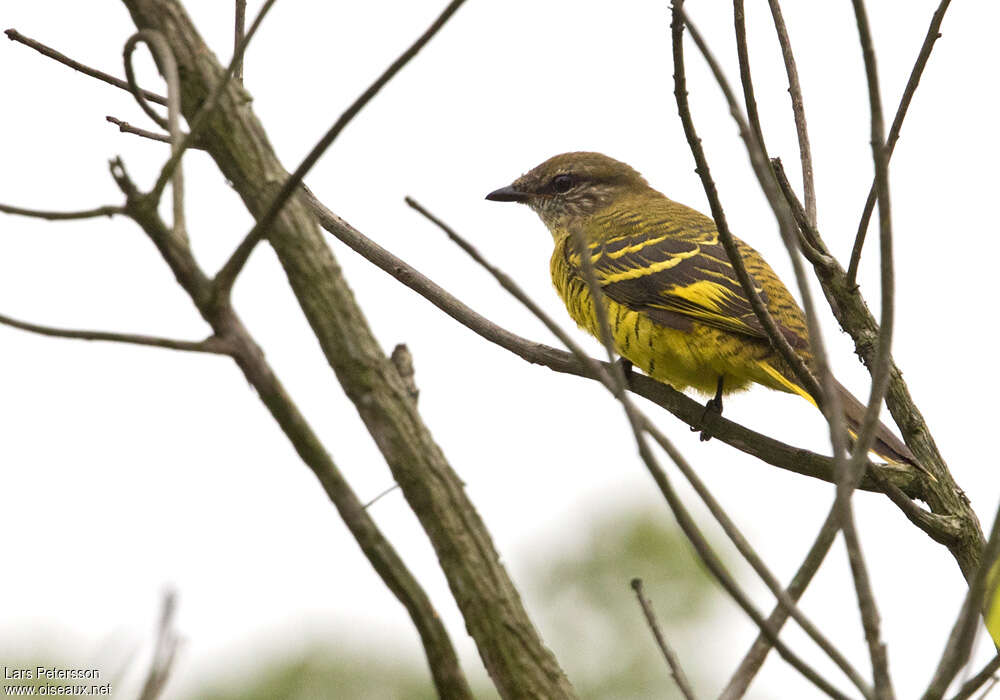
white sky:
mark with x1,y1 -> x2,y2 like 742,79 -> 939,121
2,1 -> 998,698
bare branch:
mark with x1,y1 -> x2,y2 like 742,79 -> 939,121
973,678 -> 1000,700
866,467 -> 961,546
234,0 -> 246,83
212,0 -> 469,302
123,30 -> 187,245
106,115 -> 205,149
0,202 -> 123,220
950,655 -> 1000,700
123,31 -> 171,130
630,579 -> 698,700
136,590 -> 180,700
4,28 -> 166,104
0,311 -> 229,355
722,510 -> 841,699
925,505 -> 1000,699
766,0 -> 816,225
841,3 -> 898,694
846,0 -> 955,285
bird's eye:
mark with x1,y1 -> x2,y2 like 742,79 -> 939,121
552,174 -> 574,193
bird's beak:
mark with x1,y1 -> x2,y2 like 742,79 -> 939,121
485,185 -> 529,203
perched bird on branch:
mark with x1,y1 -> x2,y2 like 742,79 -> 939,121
487,151 -> 913,466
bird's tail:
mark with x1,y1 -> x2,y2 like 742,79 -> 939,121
832,378 -> 916,467
758,360 -> 920,468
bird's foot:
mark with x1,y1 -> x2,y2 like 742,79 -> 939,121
617,358 -> 634,388
690,377 -> 725,441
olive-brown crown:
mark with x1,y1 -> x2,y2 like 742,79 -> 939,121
486,152 -> 652,229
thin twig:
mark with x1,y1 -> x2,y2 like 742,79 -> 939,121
631,579 -> 698,700
866,467 -> 960,546
106,115 -> 205,149
123,31 -> 186,244
0,312 -> 229,354
951,656 -> 1000,700
212,0 -> 468,302
732,1 -> 772,178
136,590 -> 179,700
0,202 -> 123,220
974,678 -> 1000,700
148,0 -> 279,204
4,28 -> 166,104
123,32 -> 171,130
846,0 -> 955,285
673,3 -> 823,407
234,0 -> 247,83
722,509 -> 841,699
730,3 -> 851,481
766,0 -> 816,226
362,483 -> 401,510
839,506 -> 893,699
838,4 -> 898,697
732,21 -> 887,686
924,505 -> 1000,699
683,13 -> 828,266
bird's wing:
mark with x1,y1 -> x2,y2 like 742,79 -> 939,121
566,216 -> 805,348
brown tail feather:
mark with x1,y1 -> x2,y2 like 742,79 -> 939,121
833,378 -> 916,467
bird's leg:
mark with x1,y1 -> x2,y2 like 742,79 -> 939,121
617,358 -> 634,387
691,376 -> 725,441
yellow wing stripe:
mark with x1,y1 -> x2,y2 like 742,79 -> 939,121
598,246 -> 702,284
605,232 -> 673,259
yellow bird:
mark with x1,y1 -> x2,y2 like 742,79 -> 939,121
486,151 -> 913,465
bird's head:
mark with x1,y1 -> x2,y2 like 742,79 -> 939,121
486,152 -> 651,232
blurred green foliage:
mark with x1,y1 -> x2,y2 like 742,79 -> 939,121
529,509 -> 717,699
191,509 -> 720,699
193,649 -> 442,700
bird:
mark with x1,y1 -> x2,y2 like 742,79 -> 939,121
486,151 -> 914,466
